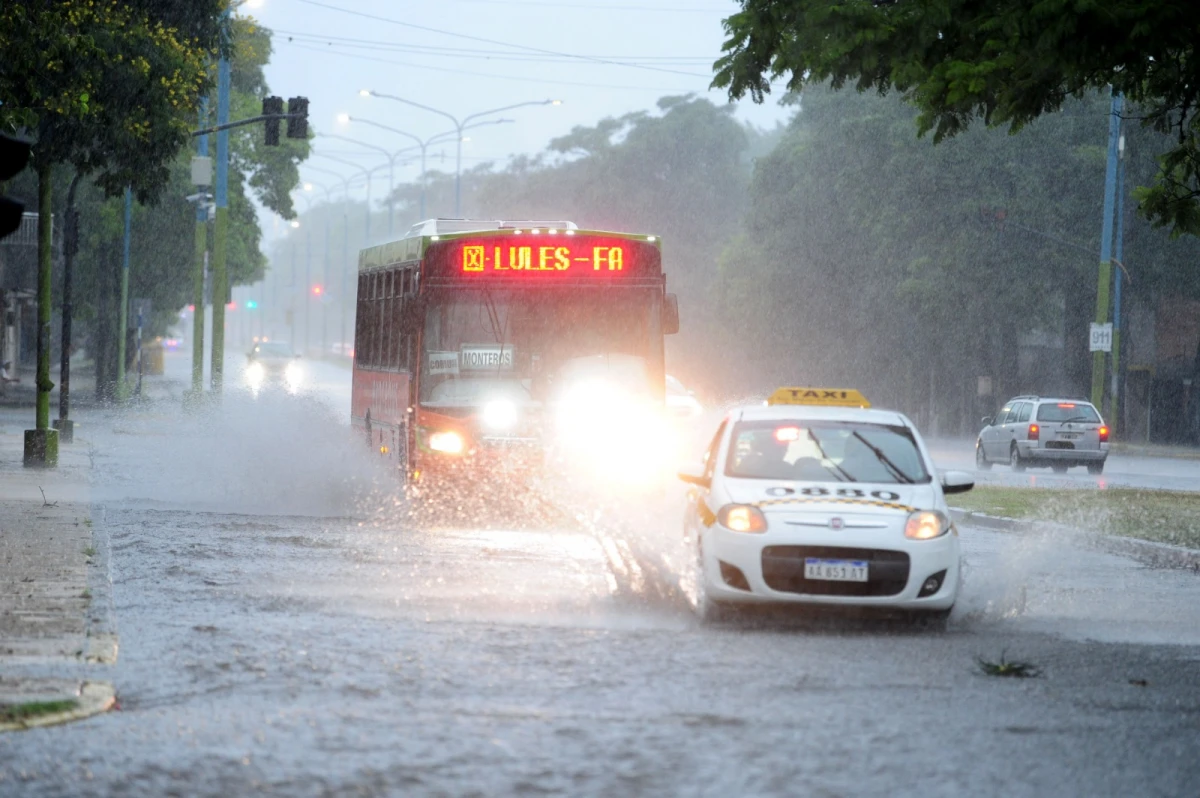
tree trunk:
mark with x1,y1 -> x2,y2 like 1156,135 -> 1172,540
59,173 -> 81,423
94,246 -> 117,402
34,163 -> 54,430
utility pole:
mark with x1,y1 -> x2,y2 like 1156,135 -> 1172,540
189,99 -> 210,405
210,53 -> 231,396
1111,130 -> 1127,433
116,187 -> 132,400
1091,91 -> 1123,410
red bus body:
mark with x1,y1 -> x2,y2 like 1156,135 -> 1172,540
350,220 -> 678,492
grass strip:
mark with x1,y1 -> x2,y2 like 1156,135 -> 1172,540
952,486 -> 1200,549
0,699 -> 79,724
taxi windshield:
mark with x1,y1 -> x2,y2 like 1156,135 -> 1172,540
725,420 -> 931,484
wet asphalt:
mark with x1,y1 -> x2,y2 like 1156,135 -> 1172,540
1,356 -> 1198,796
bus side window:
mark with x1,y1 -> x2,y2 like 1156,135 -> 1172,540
355,273 -> 369,366
371,271 -> 383,368
382,270 -> 395,369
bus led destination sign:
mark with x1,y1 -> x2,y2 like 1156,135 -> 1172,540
443,235 -> 656,279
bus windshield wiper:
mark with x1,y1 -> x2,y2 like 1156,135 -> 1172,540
851,431 -> 916,484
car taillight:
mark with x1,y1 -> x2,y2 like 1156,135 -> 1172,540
1099,426 -> 1109,442
1028,423 -> 1039,441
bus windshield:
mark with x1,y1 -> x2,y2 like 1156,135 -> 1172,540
420,289 -> 657,408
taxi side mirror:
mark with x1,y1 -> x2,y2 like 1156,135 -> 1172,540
940,470 -> 975,495
663,293 -> 680,335
677,462 -> 709,488
980,416 -> 993,427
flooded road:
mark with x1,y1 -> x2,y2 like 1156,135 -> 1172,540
2,359 -> 1198,796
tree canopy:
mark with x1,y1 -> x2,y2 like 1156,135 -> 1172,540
712,0 -> 1200,236
0,0 -> 221,200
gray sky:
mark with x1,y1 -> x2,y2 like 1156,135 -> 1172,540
246,0 -> 788,231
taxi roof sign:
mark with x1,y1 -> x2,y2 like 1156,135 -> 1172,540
767,388 -> 871,408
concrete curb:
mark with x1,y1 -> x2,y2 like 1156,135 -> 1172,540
1108,443 -> 1200,461
84,503 -> 118,664
0,681 -> 116,733
950,508 -> 1200,571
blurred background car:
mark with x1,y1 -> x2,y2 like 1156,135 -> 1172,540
246,340 -> 303,392
666,374 -> 702,418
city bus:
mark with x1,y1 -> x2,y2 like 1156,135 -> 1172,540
350,219 -> 679,495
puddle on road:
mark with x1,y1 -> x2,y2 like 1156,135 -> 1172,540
956,523 -> 1200,646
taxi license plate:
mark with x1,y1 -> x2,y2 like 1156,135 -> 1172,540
1059,432 -> 1081,439
804,558 -> 868,582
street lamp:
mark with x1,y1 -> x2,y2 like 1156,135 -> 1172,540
359,91 -> 561,216
336,116 -> 514,220
303,163 -> 360,352
316,133 -> 405,236
311,151 -> 381,244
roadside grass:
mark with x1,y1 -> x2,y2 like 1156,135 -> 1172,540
0,699 -> 78,724
952,486 -> 1200,549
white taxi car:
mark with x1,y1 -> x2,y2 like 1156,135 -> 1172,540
678,388 -> 974,626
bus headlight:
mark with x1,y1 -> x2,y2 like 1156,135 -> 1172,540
429,430 -> 465,455
482,399 -> 519,432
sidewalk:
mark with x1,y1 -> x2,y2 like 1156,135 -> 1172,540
0,406 -> 116,731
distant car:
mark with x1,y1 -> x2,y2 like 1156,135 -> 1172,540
246,340 -> 303,391
975,395 -> 1109,474
678,387 -> 972,626
666,374 -> 702,418
161,337 -> 181,351
331,341 -> 354,359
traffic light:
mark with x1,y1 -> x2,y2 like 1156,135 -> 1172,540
287,97 -> 309,139
245,300 -> 258,309
311,284 -> 323,296
0,133 -> 31,240
263,96 -> 283,146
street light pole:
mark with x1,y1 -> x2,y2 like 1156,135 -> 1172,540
317,134 -> 399,237
304,164 -> 355,350
312,151 -> 377,244
361,92 -> 560,216
339,116 -> 513,221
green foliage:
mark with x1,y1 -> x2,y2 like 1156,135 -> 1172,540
709,86 -> 1197,416
0,0 -> 221,202
713,0 -> 1200,236
228,18 -> 309,219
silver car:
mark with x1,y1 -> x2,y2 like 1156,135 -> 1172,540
975,396 -> 1109,474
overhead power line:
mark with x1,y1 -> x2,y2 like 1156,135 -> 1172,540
272,29 -> 717,63
292,0 -> 712,78
283,41 -> 703,92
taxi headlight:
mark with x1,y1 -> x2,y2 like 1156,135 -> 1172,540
285,360 -> 303,386
428,430 -> 465,455
717,504 -> 768,534
905,510 -> 951,540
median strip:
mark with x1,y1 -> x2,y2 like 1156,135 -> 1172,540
952,486 -> 1200,550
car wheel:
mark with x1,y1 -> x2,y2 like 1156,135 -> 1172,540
1087,461 -> 1105,475
975,442 -> 992,471
1009,444 -> 1026,473
1051,463 -> 1068,474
